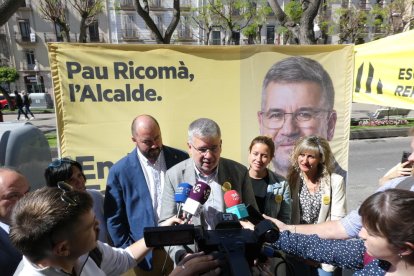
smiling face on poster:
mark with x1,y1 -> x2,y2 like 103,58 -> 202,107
257,56 -> 337,177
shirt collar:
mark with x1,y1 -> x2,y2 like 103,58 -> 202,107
193,161 -> 219,183
136,147 -> 164,166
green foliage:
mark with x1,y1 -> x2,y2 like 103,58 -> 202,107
0,67 -> 19,84
285,1 -> 303,23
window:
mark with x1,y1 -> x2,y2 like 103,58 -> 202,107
89,21 -> 100,42
266,25 -> 275,44
25,50 -> 35,69
122,15 -> 137,38
19,20 -> 31,41
212,30 -> 221,45
178,16 -> 191,38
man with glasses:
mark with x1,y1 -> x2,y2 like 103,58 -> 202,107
159,118 -> 258,264
104,114 -> 188,275
0,167 -> 30,276
258,56 -> 344,179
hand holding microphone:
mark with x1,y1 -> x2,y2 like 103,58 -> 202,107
175,183 -> 193,219
223,190 -> 249,220
182,181 -> 211,224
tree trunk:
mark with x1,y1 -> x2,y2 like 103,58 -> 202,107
79,16 -> 87,43
163,0 -> 180,44
0,0 -> 25,26
298,0 -> 322,44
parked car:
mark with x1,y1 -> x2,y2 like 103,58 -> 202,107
0,94 -> 15,109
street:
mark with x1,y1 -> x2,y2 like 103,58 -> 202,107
347,136 -> 410,211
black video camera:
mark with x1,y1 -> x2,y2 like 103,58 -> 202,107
144,212 -> 279,276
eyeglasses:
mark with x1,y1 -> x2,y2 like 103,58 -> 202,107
259,109 -> 331,129
48,157 -> 72,169
57,181 -> 78,206
191,143 -> 221,156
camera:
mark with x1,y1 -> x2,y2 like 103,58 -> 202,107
144,213 -> 279,276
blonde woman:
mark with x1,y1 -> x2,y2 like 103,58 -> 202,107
287,135 -> 346,276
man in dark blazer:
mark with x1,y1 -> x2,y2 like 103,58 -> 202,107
159,118 -> 258,264
104,115 -> 188,275
0,168 -> 30,276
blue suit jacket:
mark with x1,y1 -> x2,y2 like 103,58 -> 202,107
104,146 -> 188,270
0,227 -> 22,276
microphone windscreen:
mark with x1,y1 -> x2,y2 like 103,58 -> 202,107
174,182 -> 193,203
224,190 -> 241,208
188,181 -> 211,204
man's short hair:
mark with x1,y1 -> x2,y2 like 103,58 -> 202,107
261,56 -> 335,110
187,118 -> 221,142
9,187 -> 93,262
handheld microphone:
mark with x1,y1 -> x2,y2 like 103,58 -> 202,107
182,181 -> 211,223
174,183 -> 192,218
224,190 -> 248,220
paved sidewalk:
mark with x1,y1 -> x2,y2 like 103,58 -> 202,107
1,112 -> 56,133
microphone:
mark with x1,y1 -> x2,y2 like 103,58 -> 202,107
182,181 -> 211,223
174,183 -> 193,218
224,190 -> 248,220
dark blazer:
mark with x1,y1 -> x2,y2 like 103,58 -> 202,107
104,146 -> 188,270
158,157 -> 258,263
0,227 -> 22,276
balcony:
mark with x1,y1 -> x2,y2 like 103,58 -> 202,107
119,0 -> 135,10
42,32 -> 106,43
121,29 -> 140,41
176,29 -> 195,42
14,32 -> 37,44
19,0 -> 32,10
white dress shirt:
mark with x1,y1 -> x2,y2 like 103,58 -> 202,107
137,149 -> 166,223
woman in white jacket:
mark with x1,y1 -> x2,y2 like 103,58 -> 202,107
287,135 -> 346,276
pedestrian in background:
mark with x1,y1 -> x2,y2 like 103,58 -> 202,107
14,91 -> 29,121
22,90 -> 34,120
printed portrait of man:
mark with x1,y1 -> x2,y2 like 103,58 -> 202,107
258,56 -> 339,177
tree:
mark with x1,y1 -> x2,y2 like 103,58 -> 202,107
192,5 -> 215,45
69,0 -> 104,43
0,67 -> 19,110
241,1 -> 273,44
206,0 -> 256,45
39,0 -> 71,42
135,0 -> 181,44
267,0 -> 322,44
0,0 -> 25,26
335,6 -> 369,44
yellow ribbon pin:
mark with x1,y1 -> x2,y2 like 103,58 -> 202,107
275,194 -> 283,203
323,195 -> 331,205
222,182 -> 232,192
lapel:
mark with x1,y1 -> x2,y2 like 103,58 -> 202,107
126,149 -> 155,222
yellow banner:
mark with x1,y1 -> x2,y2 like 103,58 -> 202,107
48,44 -> 353,189
353,30 -> 414,109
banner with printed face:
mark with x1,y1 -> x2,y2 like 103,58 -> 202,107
353,30 -> 414,109
48,44 -> 353,189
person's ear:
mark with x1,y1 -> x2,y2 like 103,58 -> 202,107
400,242 -> 414,257
327,110 -> 337,141
53,240 -> 71,257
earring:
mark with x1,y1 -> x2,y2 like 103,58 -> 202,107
398,253 -> 403,259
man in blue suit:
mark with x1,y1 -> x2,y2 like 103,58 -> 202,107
0,168 -> 30,276
104,114 -> 188,275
